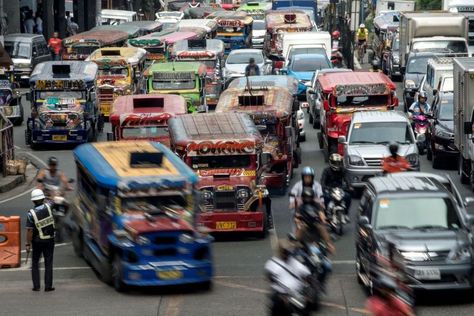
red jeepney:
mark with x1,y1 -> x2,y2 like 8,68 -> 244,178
109,94 -> 187,147
216,86 -> 299,193
168,112 -> 271,234
314,71 -> 398,157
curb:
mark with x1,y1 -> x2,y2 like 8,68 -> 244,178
0,152 -> 41,194
0,174 -> 25,193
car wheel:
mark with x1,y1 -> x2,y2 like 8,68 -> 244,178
426,143 -> 432,161
432,151 -> 441,169
460,156 -> 470,184
308,113 -> 313,124
112,255 -> 127,292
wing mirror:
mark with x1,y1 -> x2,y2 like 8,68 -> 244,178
358,216 -> 371,228
464,196 -> 474,207
432,89 -> 438,96
307,88 -> 316,94
338,135 -> 347,144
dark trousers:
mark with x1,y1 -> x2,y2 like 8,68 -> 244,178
31,239 -> 55,289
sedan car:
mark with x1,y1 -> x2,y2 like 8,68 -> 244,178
382,35 -> 401,80
224,49 -> 270,87
282,53 -> 331,99
427,92 -> 458,169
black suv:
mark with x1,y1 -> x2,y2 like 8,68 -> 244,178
356,174 -> 474,292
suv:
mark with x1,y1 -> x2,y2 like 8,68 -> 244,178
356,174 -> 474,292
339,111 -> 420,190
306,68 -> 352,129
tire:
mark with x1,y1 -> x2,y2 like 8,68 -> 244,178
295,147 -> 302,166
426,142 -> 432,161
432,151 -> 441,169
25,128 -> 31,145
460,156 -> 470,184
201,281 -> 213,291
72,228 -> 84,258
257,213 -> 268,239
112,255 -> 127,292
299,134 -> 306,142
308,113 -> 313,124
313,116 -> 321,129
317,132 -> 323,149
337,212 -> 343,236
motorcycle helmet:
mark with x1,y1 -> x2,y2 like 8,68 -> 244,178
371,59 -> 380,71
329,153 -> 343,172
31,189 -> 45,201
388,142 -> 399,156
301,187 -> 315,204
301,166 -> 315,184
331,30 -> 340,39
48,156 -> 58,166
418,91 -> 427,103
360,23 -> 365,28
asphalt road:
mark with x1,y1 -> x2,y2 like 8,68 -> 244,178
1,76 -> 474,316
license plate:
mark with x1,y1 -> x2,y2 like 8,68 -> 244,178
413,268 -> 441,280
52,135 -> 67,141
157,270 -> 183,280
216,221 -> 236,230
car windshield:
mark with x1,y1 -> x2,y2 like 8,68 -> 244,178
406,56 -> 432,74
122,126 -> 169,139
288,48 -> 326,61
190,155 -> 251,169
441,77 -> 453,91
152,79 -> 196,90
253,20 -> 266,30
227,52 -> 263,64
349,122 -> 413,145
290,57 -> 330,72
4,41 -> 31,59
336,95 -> 388,107
412,40 -> 467,54
98,67 -> 128,77
37,91 -> 85,99
439,98 -> 454,121
375,197 -> 461,230
122,194 -> 187,214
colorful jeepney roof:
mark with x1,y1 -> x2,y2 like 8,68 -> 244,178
168,112 -> 263,156
73,141 -> 198,190
146,62 -> 207,78
215,86 -> 293,118
110,94 -> 187,126
91,25 -> 142,38
171,39 -> 224,59
30,61 -> 98,88
238,1 -> 272,15
318,72 -> 396,96
120,21 -> 163,34
63,30 -> 129,47
227,75 -> 299,95
178,19 -> 218,33
206,11 -> 253,27
265,10 -> 312,32
86,47 -> 147,66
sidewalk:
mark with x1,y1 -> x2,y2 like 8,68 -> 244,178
0,157 -> 39,196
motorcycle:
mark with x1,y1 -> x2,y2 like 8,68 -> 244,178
326,187 -> 346,236
410,111 -> 432,154
331,40 -> 344,68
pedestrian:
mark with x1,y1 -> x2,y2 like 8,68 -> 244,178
35,12 -> 43,35
245,58 -> 260,76
26,189 -> 56,292
24,10 -> 35,34
48,31 -> 62,61
67,18 -> 79,36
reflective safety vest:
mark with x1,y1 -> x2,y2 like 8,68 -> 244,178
29,204 -> 55,240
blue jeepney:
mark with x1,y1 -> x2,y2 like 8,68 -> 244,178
71,141 -> 213,291
207,11 -> 253,54
25,61 -> 99,148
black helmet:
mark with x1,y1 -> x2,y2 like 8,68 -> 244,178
418,91 -> 427,103
48,156 -> 58,166
302,187 -> 315,203
249,57 -> 255,64
388,142 -> 399,156
301,166 -> 315,183
329,153 -> 343,171
299,204 -> 319,227
376,275 -> 397,292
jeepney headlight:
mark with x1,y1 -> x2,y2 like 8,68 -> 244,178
237,188 -> 249,199
16,63 -> 31,69
179,233 -> 194,244
201,190 -> 213,203
136,236 -> 151,245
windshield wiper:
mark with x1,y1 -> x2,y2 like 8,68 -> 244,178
378,225 -> 410,230
395,141 -> 412,145
351,141 -> 376,144
412,225 -> 448,230
375,141 -> 390,144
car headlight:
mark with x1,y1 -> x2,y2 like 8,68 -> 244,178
393,56 -> 400,64
179,233 -> 194,244
16,63 -> 31,69
225,69 -> 240,76
404,80 -> 416,89
448,247 -> 471,261
348,155 -> 364,166
405,153 -> 419,166
435,127 -> 452,139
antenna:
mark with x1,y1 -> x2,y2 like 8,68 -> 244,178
246,75 -> 253,96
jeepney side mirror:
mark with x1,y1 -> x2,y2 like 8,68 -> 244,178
265,59 -> 272,65
338,135 -> 347,144
432,89 -> 438,96
307,88 -> 316,95
323,100 -> 329,111
107,132 -> 114,141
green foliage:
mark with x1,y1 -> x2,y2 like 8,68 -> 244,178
416,0 -> 442,10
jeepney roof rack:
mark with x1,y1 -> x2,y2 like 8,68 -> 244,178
239,95 -> 264,106
101,49 -> 122,56
130,152 -> 163,167
133,97 -> 164,108
52,64 -> 71,77
188,39 -> 207,49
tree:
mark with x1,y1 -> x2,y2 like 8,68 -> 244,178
416,0 -> 442,10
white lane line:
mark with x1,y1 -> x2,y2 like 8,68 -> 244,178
354,54 -> 362,70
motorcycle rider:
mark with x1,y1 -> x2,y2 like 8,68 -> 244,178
408,91 -> 431,128
36,157 -> 73,193
265,239 -> 311,316
320,153 -> 352,223
365,275 -> 415,316
356,23 -> 369,61
382,143 -> 413,174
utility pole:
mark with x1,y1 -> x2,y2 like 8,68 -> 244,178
0,0 -> 6,37
96,0 -> 102,26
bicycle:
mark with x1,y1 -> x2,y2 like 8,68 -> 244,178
356,40 -> 366,63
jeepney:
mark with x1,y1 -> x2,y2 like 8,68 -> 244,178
109,94 -> 187,146
265,10 -> 313,70
91,25 -> 142,39
0,80 -> 23,125
62,30 -> 129,61
25,61 -> 99,148
71,141 -> 213,292
86,47 -> 147,122
170,39 -> 225,109
314,72 -> 398,157
220,0 -> 242,11
169,112 -> 271,234
178,19 -> 218,39
237,1 -> 272,20
216,86 -> 299,193
146,62 -> 208,113
128,30 -> 201,66
207,11 -> 253,54
120,21 -> 163,36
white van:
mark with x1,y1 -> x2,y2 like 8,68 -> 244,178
418,56 -> 454,105
101,9 -> 137,25
282,32 -> 331,64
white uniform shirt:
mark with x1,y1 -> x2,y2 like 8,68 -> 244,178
289,180 -> 323,207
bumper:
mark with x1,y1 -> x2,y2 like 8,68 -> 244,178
0,106 -> 22,118
252,38 -> 264,48
432,137 -> 459,157
13,70 -> 31,81
31,129 -> 89,144
121,260 -> 213,286
404,263 -> 473,291
198,212 -> 265,232
346,164 -> 420,188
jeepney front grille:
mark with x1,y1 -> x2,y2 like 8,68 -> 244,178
364,158 -> 382,167
147,47 -> 165,54
215,191 -> 236,210
98,88 -> 114,101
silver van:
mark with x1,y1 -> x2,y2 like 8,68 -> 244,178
338,111 -> 421,189
4,34 -> 51,84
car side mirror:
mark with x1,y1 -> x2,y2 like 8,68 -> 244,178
107,132 -> 114,141
338,135 -> 347,144
280,68 -> 288,75
323,100 -> 329,111
464,122 -> 472,135
464,197 -> 474,207
358,216 -> 371,228
432,89 -> 438,96
307,88 -> 316,94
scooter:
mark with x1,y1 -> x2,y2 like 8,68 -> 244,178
410,111 -> 432,154
326,187 -> 346,236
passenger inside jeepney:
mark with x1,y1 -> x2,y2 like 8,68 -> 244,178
0,89 -> 13,106
336,95 -> 389,107
152,79 -> 195,90
256,123 -> 277,136
191,155 -> 251,169
98,67 -> 129,77
122,126 -> 168,139
121,194 -> 187,215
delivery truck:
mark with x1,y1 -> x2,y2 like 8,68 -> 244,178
399,12 -> 469,70
375,0 -> 415,16
443,0 -> 474,56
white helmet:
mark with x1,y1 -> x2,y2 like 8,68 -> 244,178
31,189 -> 45,201
360,23 -> 365,28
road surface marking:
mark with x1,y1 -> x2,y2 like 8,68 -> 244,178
165,296 -> 183,316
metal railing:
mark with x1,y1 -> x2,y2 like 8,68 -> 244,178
0,110 -> 14,177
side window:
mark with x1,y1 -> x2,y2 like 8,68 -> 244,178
41,43 -> 49,56
32,44 -> 38,57
359,190 -> 374,220
77,165 -> 97,204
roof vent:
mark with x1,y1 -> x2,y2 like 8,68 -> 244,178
130,152 -> 163,168
188,39 -> 206,48
52,64 -> 71,76
238,95 -> 264,106
101,50 -> 122,56
133,97 -> 164,108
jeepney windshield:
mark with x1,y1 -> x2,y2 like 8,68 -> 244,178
0,90 -> 13,105
217,26 -> 244,34
36,90 -> 85,100
122,194 -> 187,214
412,40 -> 467,54
152,78 -> 196,90
98,67 -> 129,77
190,155 -> 251,169
4,42 -> 31,59
70,44 -> 100,55
122,126 -> 169,139
335,95 -> 388,107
